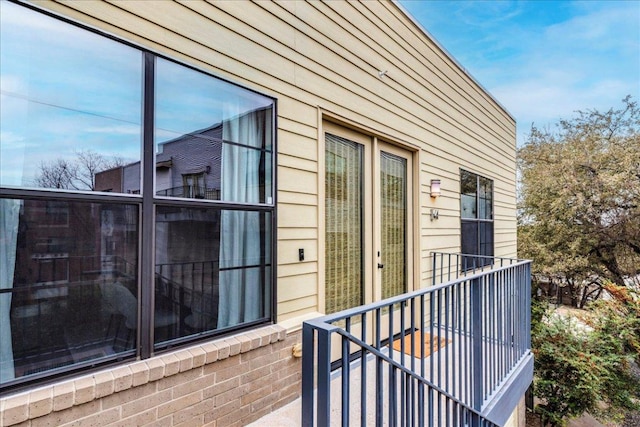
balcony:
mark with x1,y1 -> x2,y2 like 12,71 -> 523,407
156,185 -> 220,200
299,253 -> 533,427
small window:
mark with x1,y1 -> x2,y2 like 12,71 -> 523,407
44,201 -> 70,227
182,173 -> 206,199
460,170 -> 494,268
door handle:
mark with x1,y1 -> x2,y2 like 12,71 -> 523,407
378,263 -> 384,269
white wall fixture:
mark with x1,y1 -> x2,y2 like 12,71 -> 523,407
430,179 -> 441,198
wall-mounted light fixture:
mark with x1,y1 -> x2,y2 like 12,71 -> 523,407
430,179 -> 441,198
378,70 -> 388,79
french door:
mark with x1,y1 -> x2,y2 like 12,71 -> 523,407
324,123 -> 414,347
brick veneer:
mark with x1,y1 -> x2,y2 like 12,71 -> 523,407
0,325 -> 302,427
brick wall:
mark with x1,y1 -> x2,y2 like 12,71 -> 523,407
0,325 -> 302,427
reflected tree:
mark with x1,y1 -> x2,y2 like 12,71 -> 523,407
35,149 -> 124,190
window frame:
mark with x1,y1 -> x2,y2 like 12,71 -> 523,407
0,1 -> 277,391
460,169 -> 494,268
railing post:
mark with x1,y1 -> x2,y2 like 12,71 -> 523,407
301,322 -> 315,427
471,276 -> 484,415
525,263 -> 532,350
302,322 -> 334,427
432,252 -> 437,287
316,327 -> 332,427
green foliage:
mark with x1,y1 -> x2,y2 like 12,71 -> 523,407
533,316 -> 601,426
588,284 -> 640,363
530,284 -> 549,335
518,96 -> 640,294
532,292 -> 640,426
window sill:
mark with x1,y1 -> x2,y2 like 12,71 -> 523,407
0,324 -> 287,426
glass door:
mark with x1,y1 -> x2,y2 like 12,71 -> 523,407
324,124 -> 414,358
378,146 -> 410,301
375,143 -> 414,347
324,132 -> 367,315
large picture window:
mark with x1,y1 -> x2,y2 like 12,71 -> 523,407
460,169 -> 494,268
0,2 -> 275,389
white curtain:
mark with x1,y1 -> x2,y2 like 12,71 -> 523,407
217,109 -> 269,328
0,198 -> 20,382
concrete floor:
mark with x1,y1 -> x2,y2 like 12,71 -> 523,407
250,332 -> 487,426
247,398 -> 301,426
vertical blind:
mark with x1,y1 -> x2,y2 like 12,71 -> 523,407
380,152 -> 407,300
325,134 -> 363,314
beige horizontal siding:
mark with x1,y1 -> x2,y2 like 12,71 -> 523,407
277,192 -> 317,207
277,274 -> 317,301
323,1 -> 514,141
277,204 -> 317,229
277,133 -> 318,164
278,262 -> 318,279
36,0 -> 517,324
278,167 -> 317,195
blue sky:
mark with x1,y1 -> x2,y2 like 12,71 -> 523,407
400,0 -> 640,145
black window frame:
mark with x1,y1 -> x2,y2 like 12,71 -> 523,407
0,1 -> 277,392
460,169 -> 494,269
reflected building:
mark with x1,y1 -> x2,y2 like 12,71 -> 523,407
9,199 -> 138,376
6,109 -> 271,376
94,123 -> 224,200
94,125 -> 227,336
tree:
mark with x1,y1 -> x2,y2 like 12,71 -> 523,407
518,96 -> 640,304
35,149 -> 124,191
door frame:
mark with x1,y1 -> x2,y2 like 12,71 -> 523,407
319,118 -> 419,316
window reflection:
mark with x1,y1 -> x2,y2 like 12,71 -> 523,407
155,207 -> 271,344
479,176 -> 493,220
0,198 -> 139,382
154,59 -> 273,204
0,1 -> 142,192
461,170 -> 477,219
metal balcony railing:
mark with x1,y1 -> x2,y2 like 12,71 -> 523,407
156,186 -> 220,200
301,253 -> 532,427
431,252 -> 524,287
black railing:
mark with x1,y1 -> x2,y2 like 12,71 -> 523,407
154,260 -> 219,336
154,259 -> 271,338
431,252 -> 524,287
302,253 -> 532,426
156,186 -> 220,200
